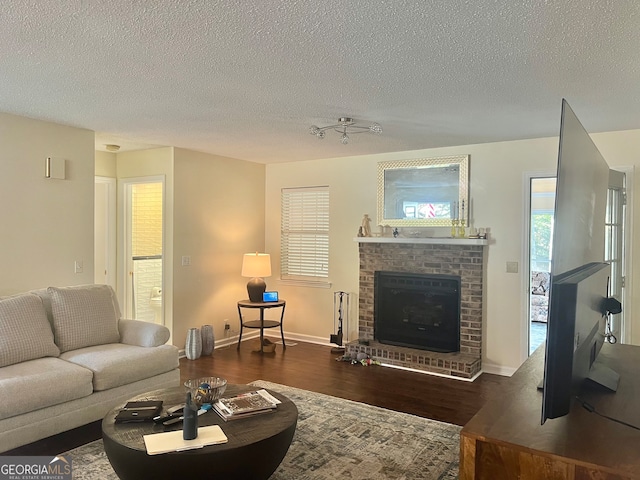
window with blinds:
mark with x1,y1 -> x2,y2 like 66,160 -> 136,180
281,186 -> 329,281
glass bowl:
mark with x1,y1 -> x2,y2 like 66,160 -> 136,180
184,377 -> 227,407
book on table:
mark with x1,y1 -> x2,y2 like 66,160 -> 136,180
114,400 -> 163,424
143,425 -> 228,455
213,389 -> 280,421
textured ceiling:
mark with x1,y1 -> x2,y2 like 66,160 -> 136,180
1,1 -> 639,163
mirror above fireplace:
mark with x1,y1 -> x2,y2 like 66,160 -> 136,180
377,155 -> 469,227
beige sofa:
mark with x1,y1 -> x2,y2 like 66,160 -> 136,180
0,284 -> 180,452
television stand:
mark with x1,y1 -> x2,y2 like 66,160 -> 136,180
585,361 -> 620,392
460,343 -> 640,479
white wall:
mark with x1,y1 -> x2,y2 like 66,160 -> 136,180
172,148 -> 265,349
95,150 -> 117,177
265,129 -> 640,374
0,113 -> 95,295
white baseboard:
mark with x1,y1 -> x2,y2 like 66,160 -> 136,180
180,333 -> 518,379
276,331 -> 333,346
482,362 -> 517,377
178,332 -> 258,358
178,330 -> 329,358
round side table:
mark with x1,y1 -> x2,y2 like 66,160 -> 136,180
237,299 -> 286,352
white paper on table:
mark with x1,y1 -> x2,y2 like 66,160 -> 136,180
143,425 -> 228,455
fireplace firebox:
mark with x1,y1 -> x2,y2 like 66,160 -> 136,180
374,271 -> 461,353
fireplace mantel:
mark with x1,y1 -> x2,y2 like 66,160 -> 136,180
354,237 -> 488,246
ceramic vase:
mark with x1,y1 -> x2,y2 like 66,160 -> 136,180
201,324 -> 214,356
185,327 -> 202,360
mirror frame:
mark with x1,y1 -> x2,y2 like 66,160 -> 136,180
377,155 -> 469,227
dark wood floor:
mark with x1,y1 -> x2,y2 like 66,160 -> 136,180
4,338 -> 509,456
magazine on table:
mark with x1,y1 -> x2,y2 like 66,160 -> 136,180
213,389 -> 280,421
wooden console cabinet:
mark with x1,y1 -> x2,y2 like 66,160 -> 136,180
460,343 -> 640,479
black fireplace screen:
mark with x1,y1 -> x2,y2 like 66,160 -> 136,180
374,271 -> 461,353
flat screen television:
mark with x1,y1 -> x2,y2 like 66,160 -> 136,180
541,99 -> 619,424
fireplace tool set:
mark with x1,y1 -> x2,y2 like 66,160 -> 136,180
330,291 -> 350,354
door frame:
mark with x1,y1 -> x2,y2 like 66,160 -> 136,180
118,175 -> 166,322
95,176 -> 117,289
521,171 -> 556,363
615,166 -> 634,343
521,167 -> 634,362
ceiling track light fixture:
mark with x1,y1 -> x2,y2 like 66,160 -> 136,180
309,117 -> 382,144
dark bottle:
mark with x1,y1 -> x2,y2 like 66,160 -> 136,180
183,392 -> 198,440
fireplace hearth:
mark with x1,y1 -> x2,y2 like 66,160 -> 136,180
375,271 -> 460,353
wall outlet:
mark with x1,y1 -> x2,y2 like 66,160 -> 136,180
181,255 -> 191,266
506,261 -> 519,273
224,320 -> 230,337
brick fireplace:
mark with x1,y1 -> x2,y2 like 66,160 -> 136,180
346,238 -> 487,379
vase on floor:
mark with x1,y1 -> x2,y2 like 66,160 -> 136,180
201,324 -> 214,356
185,327 -> 202,360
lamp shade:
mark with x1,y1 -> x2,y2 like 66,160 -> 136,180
241,253 -> 272,278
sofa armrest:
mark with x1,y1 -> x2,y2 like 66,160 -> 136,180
118,319 -> 171,347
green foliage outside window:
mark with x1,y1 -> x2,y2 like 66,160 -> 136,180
531,213 -> 553,272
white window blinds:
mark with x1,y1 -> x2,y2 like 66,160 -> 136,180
281,186 -> 329,280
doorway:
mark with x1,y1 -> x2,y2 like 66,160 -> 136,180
527,170 -> 628,355
120,176 -> 165,325
528,177 -> 555,354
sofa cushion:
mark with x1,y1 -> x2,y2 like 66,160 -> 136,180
61,343 -> 179,391
48,285 -> 120,353
0,357 -> 93,420
0,294 -> 60,368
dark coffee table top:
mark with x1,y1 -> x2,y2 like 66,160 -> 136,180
102,384 -> 298,480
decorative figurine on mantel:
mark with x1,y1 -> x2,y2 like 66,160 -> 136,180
361,214 -> 372,237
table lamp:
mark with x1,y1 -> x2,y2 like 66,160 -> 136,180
241,252 -> 272,302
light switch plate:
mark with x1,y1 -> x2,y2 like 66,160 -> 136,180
506,261 -> 519,273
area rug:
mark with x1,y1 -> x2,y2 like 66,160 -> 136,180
63,380 -> 462,479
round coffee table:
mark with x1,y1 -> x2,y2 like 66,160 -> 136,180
102,384 -> 298,480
